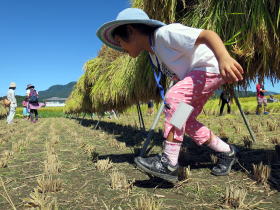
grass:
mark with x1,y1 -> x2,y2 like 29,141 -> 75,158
15,107 -> 65,118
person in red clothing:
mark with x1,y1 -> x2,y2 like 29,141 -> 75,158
256,78 -> 269,115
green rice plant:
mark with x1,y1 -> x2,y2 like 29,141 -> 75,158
16,107 -> 64,118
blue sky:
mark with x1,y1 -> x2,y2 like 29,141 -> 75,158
0,0 -> 279,96
0,0 -> 130,96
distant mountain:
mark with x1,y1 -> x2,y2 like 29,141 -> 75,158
38,82 -> 76,100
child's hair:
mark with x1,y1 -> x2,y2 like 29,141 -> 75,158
112,23 -> 159,41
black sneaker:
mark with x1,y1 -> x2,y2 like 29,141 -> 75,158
211,145 -> 238,176
134,154 -> 178,183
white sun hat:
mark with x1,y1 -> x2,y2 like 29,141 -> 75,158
9,82 -> 16,88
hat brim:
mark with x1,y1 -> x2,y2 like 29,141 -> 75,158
97,19 -> 165,52
26,86 -> 34,90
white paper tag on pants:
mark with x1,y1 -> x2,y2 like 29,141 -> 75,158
170,102 -> 194,130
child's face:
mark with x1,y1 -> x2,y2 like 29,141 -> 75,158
114,32 -> 142,58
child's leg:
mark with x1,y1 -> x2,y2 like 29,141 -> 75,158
256,97 -> 262,114
164,71 -> 236,175
227,102 -> 231,114
134,71 -> 233,181
34,110 -> 38,120
220,100 -> 226,116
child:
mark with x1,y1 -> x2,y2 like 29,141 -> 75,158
255,78 -> 269,115
22,97 -> 30,120
97,8 -> 244,182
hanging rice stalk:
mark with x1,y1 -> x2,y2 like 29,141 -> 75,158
64,74 -> 92,114
180,0 -> 280,84
66,0 -> 280,114
88,52 -> 163,113
132,0 -> 178,23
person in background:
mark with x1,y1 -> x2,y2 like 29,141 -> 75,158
256,79 -> 269,115
219,90 -> 231,116
267,94 -> 278,103
26,84 -> 45,123
22,97 -> 30,120
6,82 -> 17,124
147,100 -> 154,115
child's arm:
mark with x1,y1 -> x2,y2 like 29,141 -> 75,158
195,30 -> 243,84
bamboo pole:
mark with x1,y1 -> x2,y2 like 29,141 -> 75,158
140,81 -> 174,157
137,102 -> 146,131
233,93 -> 256,142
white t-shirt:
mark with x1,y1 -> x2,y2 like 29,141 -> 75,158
149,23 -> 220,80
7,89 -> 17,107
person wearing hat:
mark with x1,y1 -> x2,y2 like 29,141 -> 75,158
26,84 -> 45,123
6,82 -> 17,124
97,8 -> 244,182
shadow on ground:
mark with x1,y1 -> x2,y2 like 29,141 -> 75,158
75,117 -> 280,191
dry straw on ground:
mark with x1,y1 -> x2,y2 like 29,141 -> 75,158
270,136 -> 279,145
44,154 -> 61,174
110,170 -> 134,190
252,162 -> 271,184
0,158 -> 8,168
134,194 -> 163,210
82,143 -> 99,162
267,120 -> 278,131
178,165 -> 191,181
95,158 -> 113,172
37,175 -> 62,193
224,185 -> 247,209
210,154 -> 218,164
243,135 -> 253,149
23,188 -> 58,209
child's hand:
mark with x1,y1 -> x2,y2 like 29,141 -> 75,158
219,55 -> 244,84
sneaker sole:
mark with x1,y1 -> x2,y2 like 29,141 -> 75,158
134,157 -> 178,183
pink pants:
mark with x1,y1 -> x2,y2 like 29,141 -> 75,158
164,70 -> 224,145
